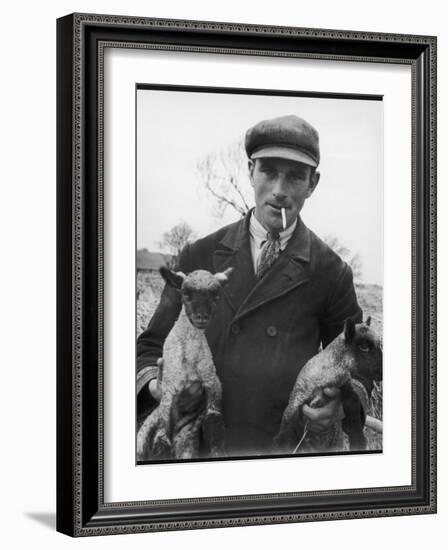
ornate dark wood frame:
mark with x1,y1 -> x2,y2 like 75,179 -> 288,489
56,13 -> 437,537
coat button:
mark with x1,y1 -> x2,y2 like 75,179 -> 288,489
231,323 -> 240,335
266,325 -> 277,337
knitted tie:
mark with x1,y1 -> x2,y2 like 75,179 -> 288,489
256,231 -> 281,279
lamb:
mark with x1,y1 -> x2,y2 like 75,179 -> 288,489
274,317 -> 382,453
137,266 -> 233,461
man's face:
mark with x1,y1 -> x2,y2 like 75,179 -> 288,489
248,157 -> 320,233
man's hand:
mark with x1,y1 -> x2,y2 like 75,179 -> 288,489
148,357 -> 164,402
302,387 -> 345,433
148,378 -> 162,402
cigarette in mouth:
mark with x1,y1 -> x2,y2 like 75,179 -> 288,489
281,208 -> 286,231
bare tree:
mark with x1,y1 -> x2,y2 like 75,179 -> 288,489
159,222 -> 197,266
196,140 -> 253,218
323,234 -> 363,282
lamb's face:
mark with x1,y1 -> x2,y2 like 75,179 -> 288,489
344,318 -> 383,382
181,271 -> 224,329
159,266 -> 233,330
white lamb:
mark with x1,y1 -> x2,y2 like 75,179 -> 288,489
137,266 -> 233,460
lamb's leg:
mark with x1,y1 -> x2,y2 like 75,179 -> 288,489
202,408 -> 225,457
274,386 -> 309,453
169,382 -> 207,459
151,392 -> 174,456
202,374 -> 222,416
137,407 -> 160,461
340,381 -> 367,451
198,362 -> 226,456
152,428 -> 172,457
173,414 -> 204,459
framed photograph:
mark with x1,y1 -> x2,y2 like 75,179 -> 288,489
135,84 -> 384,464
57,13 -> 436,536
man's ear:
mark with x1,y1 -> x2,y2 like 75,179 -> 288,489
306,170 -> 320,198
248,159 -> 255,186
159,266 -> 186,290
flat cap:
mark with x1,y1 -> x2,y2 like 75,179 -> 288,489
245,114 -> 320,167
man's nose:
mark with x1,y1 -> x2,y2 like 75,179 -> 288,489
271,174 -> 287,199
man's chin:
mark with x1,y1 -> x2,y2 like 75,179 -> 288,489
263,214 -> 283,233
256,207 -> 294,233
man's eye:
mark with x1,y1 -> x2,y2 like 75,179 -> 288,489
260,167 -> 275,176
290,172 -> 306,181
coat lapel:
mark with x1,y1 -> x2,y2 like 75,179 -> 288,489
212,213 -> 312,319
213,213 -> 256,313
234,216 -> 311,321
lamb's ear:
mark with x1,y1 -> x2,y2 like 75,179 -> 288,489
365,316 -> 372,327
215,267 -> 234,287
344,318 -> 356,343
159,266 -> 186,290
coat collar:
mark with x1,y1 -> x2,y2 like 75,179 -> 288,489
213,209 -> 311,319
213,211 -> 256,313
249,209 -> 297,252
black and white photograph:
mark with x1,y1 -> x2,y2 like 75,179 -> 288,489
51,9 -> 437,539
135,86 -> 384,463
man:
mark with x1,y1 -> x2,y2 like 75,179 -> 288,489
137,114 -> 364,457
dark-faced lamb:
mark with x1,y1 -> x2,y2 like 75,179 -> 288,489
137,266 -> 233,460
274,317 -> 382,453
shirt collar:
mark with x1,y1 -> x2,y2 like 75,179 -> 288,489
249,209 -> 298,250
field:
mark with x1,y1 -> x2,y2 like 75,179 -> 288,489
137,271 -> 383,450
136,271 -> 166,336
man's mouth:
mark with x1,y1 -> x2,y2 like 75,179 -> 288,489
267,203 -> 286,212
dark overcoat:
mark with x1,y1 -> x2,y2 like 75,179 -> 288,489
137,212 -> 362,456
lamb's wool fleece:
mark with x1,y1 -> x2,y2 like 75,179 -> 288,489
275,318 -> 382,453
137,268 -> 229,461
161,309 -> 219,396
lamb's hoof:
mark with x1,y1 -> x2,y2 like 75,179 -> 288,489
152,430 -> 172,457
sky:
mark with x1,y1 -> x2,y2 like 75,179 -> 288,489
137,88 -> 383,284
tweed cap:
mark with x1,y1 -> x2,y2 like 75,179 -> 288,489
245,114 -> 320,167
